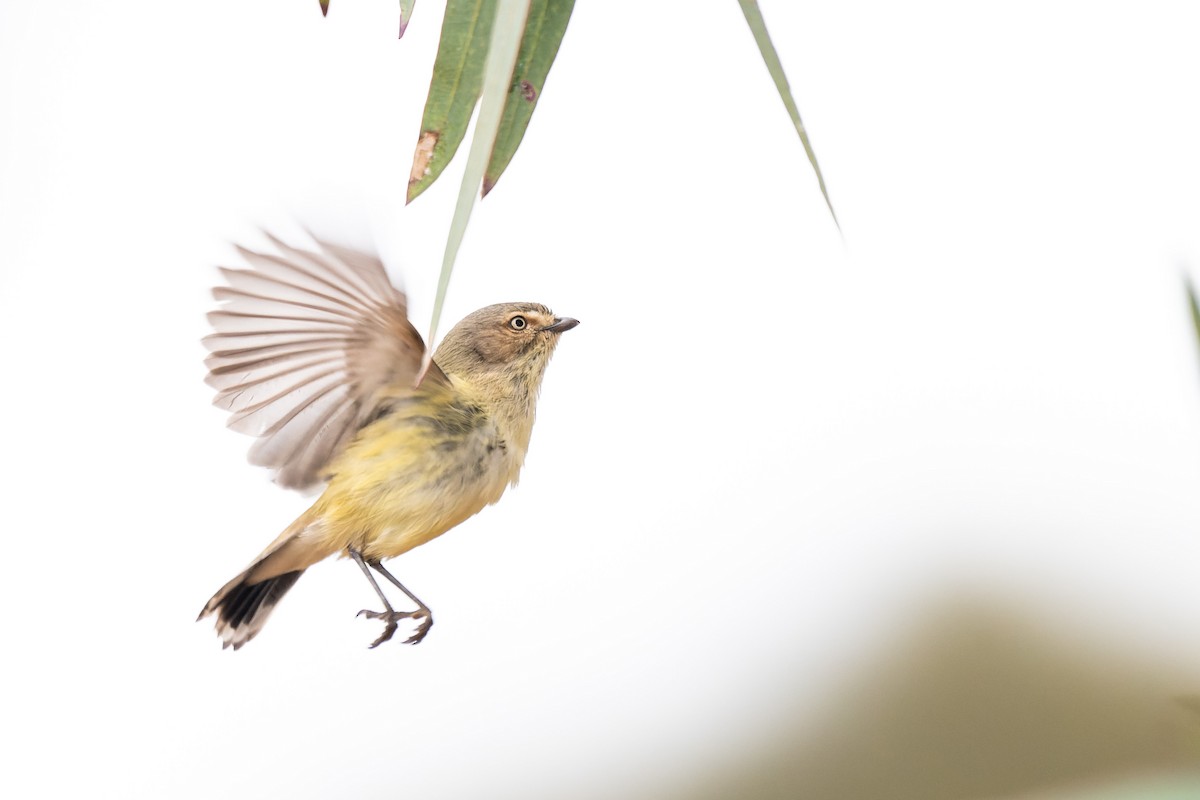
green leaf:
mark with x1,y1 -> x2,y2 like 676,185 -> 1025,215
399,0 -> 416,38
422,0 -> 532,371
482,0 -> 575,197
320,0 -> 329,17
1187,279 -> 1200,351
407,0 -> 498,205
737,0 -> 839,231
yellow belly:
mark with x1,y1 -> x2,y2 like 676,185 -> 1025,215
307,392 -> 520,560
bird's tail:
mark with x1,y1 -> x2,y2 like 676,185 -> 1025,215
198,516 -> 331,649
199,568 -> 305,650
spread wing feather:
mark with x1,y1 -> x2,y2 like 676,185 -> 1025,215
204,234 -> 447,490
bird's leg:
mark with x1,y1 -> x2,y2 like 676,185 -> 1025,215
368,559 -> 434,645
349,548 -> 421,648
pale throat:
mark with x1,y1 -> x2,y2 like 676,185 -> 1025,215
453,368 -> 542,458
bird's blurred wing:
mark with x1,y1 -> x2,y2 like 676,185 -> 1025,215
204,234 -> 449,491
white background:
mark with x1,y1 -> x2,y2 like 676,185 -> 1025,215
4,2 -> 1200,798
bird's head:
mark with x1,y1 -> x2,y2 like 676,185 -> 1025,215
433,302 -> 579,388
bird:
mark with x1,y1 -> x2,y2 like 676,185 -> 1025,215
197,233 -> 578,649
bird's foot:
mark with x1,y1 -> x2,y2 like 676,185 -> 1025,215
357,608 -> 433,647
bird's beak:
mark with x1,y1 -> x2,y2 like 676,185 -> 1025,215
543,317 -> 580,333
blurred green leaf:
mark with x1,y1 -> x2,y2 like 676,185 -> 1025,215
1187,280 -> 1200,351
737,0 -> 839,231
407,0 -> 497,205
320,0 -> 329,17
423,0 -> 531,368
399,0 -> 416,37
482,0 -> 575,196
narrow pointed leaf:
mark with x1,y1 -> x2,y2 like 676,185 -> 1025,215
482,0 -> 575,197
399,0 -> 417,38
737,0 -> 839,231
407,0 -> 497,205
422,0 -> 532,374
320,0 -> 330,16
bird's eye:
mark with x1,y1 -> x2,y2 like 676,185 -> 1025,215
509,315 -> 528,331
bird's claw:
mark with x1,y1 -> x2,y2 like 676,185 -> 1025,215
403,610 -> 433,645
357,608 -> 433,648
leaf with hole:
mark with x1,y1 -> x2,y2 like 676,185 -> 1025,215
482,0 -> 575,197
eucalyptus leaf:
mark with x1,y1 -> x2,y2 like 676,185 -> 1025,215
738,0 -> 839,231
482,0 -> 575,196
399,0 -> 416,37
407,0 -> 497,205
423,0 -> 532,369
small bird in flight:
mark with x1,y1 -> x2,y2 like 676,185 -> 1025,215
197,234 -> 577,649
